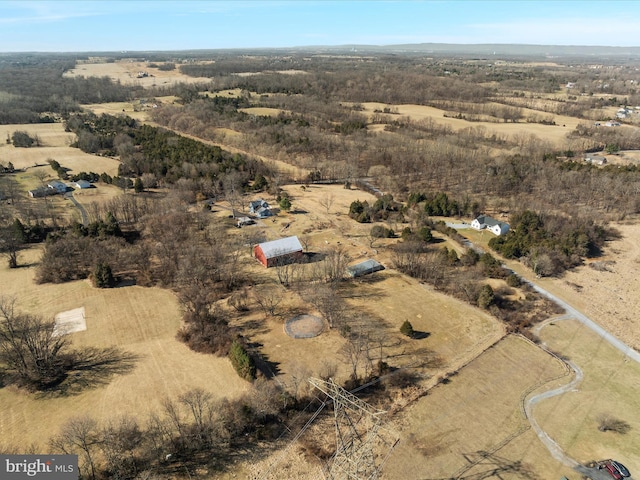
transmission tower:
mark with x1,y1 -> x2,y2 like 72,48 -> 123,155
309,377 -> 399,480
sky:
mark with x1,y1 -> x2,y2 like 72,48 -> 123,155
1,1 -> 640,52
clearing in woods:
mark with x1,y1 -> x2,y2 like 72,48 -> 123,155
63,60 -> 212,87
0,123 -> 121,176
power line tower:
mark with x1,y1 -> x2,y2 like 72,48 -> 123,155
309,377 -> 399,480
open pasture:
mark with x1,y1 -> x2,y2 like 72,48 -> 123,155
228,182 -> 504,388
384,335 -> 574,480
359,101 -> 584,147
0,123 -> 120,176
534,318 -> 640,472
63,60 -> 213,88
0,246 -> 250,450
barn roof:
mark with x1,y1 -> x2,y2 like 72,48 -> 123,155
257,236 -> 303,259
347,259 -> 384,278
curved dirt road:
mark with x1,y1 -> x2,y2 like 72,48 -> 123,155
522,280 -> 640,479
527,316 -> 583,468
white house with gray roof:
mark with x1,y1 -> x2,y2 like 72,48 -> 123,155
471,215 -> 510,236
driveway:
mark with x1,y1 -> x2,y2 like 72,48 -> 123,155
454,231 -> 639,479
64,191 -> 88,226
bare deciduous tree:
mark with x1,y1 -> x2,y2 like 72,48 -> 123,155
253,283 -> 284,319
0,296 -> 70,388
305,284 -> 347,329
50,416 -> 100,480
597,413 -> 631,434
318,192 -> 335,214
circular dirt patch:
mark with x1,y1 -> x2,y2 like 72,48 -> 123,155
284,315 -> 324,339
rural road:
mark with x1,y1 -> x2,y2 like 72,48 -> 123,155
524,282 -> 640,479
526,281 -> 640,363
449,225 -> 639,478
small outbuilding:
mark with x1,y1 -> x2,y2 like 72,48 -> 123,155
74,180 -> 92,189
236,216 -> 254,228
584,154 -> 607,165
346,259 -> 384,278
471,215 -> 510,236
28,187 -> 54,198
254,236 -> 303,267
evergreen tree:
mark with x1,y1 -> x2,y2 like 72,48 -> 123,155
93,262 -> 116,288
134,177 -> 144,193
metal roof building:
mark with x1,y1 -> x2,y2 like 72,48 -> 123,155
254,236 -> 304,267
346,259 -> 384,278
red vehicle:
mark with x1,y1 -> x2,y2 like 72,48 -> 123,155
603,462 -> 623,480
611,460 -> 631,478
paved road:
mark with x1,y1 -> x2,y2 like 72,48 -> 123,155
448,225 -> 639,478
521,283 -> 640,479
526,280 -> 640,363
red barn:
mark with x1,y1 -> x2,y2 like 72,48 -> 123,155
254,236 -> 304,267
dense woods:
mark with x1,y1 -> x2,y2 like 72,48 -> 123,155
0,55 -> 137,124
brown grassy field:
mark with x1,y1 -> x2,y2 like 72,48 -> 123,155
0,123 -> 121,176
63,60 -> 212,88
383,335 -> 574,480
0,246 -> 250,450
535,319 -> 640,473
239,107 -> 287,117
358,102 -> 582,147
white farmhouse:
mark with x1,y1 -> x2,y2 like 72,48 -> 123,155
47,180 -> 67,194
471,215 -> 510,236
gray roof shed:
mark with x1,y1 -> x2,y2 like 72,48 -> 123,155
347,259 -> 384,278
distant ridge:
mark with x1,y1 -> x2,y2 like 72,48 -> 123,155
291,43 -> 640,58
3,43 -> 640,58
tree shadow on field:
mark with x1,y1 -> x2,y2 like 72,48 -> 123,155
38,346 -> 140,398
246,340 -> 281,379
425,450 -> 538,479
411,330 -> 431,340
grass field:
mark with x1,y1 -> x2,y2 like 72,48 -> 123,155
534,319 -> 640,472
358,101 -> 582,148
63,60 -> 212,88
0,123 -> 121,176
383,335 -> 575,480
0,246 -> 250,450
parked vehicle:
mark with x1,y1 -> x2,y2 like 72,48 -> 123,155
611,461 -> 630,478
603,462 -> 623,480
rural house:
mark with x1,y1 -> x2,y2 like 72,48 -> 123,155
584,154 -> 607,165
471,215 -> 510,236
254,236 -> 303,267
47,180 -> 67,194
249,199 -> 272,218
